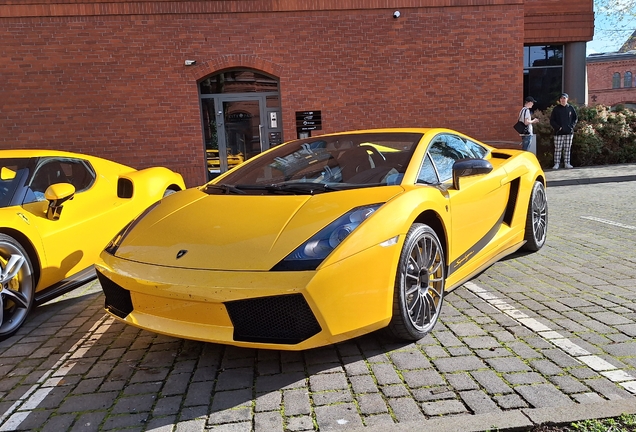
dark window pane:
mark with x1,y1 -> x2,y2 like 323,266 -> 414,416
200,70 -> 279,94
625,72 -> 632,88
613,72 -> 621,89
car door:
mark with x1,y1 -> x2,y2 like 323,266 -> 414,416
20,157 -> 119,289
426,134 -> 509,274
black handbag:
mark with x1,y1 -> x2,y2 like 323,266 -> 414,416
513,120 -> 528,134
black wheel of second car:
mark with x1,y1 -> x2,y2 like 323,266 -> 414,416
523,180 -> 548,251
387,223 -> 445,341
0,234 -> 35,340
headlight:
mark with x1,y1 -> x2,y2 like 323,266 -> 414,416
272,204 -> 382,271
104,201 -> 161,255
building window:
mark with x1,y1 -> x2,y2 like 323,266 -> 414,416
613,72 -> 621,89
625,72 -> 633,88
523,45 -> 563,110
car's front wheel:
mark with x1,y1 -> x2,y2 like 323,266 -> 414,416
523,180 -> 548,251
0,234 -> 35,340
387,223 -> 445,341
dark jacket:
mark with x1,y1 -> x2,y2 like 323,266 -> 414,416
550,104 -> 578,135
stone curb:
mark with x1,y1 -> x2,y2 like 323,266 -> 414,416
348,399 -> 636,432
547,175 -> 636,187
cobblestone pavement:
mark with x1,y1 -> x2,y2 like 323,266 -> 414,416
1,176 -> 635,431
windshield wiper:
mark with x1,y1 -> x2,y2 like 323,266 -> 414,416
234,182 -> 344,195
203,184 -> 247,195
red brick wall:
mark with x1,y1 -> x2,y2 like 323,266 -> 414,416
588,58 -> 636,107
0,1 -> 590,186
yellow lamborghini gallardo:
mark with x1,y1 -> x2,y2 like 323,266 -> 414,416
96,128 -> 547,350
0,150 -> 185,340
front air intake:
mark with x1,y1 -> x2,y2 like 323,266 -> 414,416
225,294 -> 321,344
97,271 -> 133,318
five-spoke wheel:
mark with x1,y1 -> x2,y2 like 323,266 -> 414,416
387,223 -> 445,340
0,234 -> 35,340
523,181 -> 548,251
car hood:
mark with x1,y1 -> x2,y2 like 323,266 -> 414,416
115,186 -> 403,271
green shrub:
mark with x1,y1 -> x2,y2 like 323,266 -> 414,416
533,104 -> 636,168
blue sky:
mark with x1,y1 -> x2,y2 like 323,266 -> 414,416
587,5 -> 636,54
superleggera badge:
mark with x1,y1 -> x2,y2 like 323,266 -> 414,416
176,250 -> 188,259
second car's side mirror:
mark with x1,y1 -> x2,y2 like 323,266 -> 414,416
452,159 -> 493,190
44,183 -> 76,220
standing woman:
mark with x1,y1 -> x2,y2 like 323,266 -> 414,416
549,93 -> 578,169
518,96 -> 540,151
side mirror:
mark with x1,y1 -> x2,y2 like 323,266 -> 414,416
452,158 -> 493,190
1,166 -> 16,180
44,183 -> 76,220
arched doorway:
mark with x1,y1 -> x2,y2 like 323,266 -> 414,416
199,70 -> 283,179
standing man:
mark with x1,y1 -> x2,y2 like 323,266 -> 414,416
550,93 -> 578,169
519,96 -> 540,151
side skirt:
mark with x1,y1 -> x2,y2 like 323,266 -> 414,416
445,240 -> 525,293
34,266 -> 97,306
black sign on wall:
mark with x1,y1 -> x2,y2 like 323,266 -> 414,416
295,111 -> 322,132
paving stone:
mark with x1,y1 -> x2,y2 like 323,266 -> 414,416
447,347 -> 473,356
390,350 -> 431,370
71,411 -> 107,432
255,372 -> 306,393
112,393 -> 157,414
153,395 -> 183,416
471,370 -> 513,395
402,369 -> 445,388
216,368 -> 253,391
494,393 -> 528,409
343,359 -> 369,376
41,413 -> 77,432
283,389 -> 311,416
309,372 -> 348,391
210,389 -> 252,411
184,381 -> 214,407
446,372 -> 479,391
312,390 -> 353,405
255,391 -> 281,413
388,397 -> 426,422
549,375 -> 591,394
162,372 -> 191,396
433,356 -> 486,373
370,363 -> 402,385
363,413 -> 395,427
515,383 -> 574,408
541,349 -> 581,367
255,411 -> 283,432
422,345 -> 450,359
421,399 -> 468,416
503,372 -> 547,385
463,336 -> 501,350
380,384 -> 410,398
58,391 -> 118,412
460,389 -> 501,414
584,377 -> 636,400
357,393 -> 389,414
412,387 -> 456,402
208,406 -> 252,424
314,403 -> 363,430
486,357 -> 532,373
349,374 -> 379,394
433,330 -> 464,347
529,359 -> 564,376
572,392 -> 605,404
604,341 -> 636,357
285,415 -> 314,432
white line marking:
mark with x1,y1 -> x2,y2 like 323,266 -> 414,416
463,281 -> 636,395
0,315 -> 114,431
581,216 -> 636,230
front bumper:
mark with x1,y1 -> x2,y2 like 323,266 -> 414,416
96,239 -> 402,350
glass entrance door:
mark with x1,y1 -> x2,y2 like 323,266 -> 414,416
202,95 -> 281,180
199,70 -> 282,180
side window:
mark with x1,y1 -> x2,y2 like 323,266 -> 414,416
613,72 -> 621,89
26,158 -> 95,203
417,154 -> 439,184
625,71 -> 633,88
465,139 -> 488,159
427,135 -> 474,182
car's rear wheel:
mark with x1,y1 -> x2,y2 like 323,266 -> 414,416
0,234 -> 35,340
387,223 -> 445,341
523,181 -> 548,251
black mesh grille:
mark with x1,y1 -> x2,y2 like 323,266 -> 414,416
97,271 -> 133,319
225,294 -> 321,344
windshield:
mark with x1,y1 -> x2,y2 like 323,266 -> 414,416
207,132 -> 422,195
0,158 -> 31,208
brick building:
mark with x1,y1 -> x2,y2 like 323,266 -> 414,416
587,31 -> 636,108
0,0 -> 594,186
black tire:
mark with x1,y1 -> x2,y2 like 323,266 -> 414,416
163,188 -> 177,198
0,234 -> 35,340
386,223 -> 445,340
523,181 -> 548,251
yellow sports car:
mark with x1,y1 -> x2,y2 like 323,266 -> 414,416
96,128 -> 547,350
0,150 -> 185,340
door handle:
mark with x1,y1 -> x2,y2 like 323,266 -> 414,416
258,124 -> 264,153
